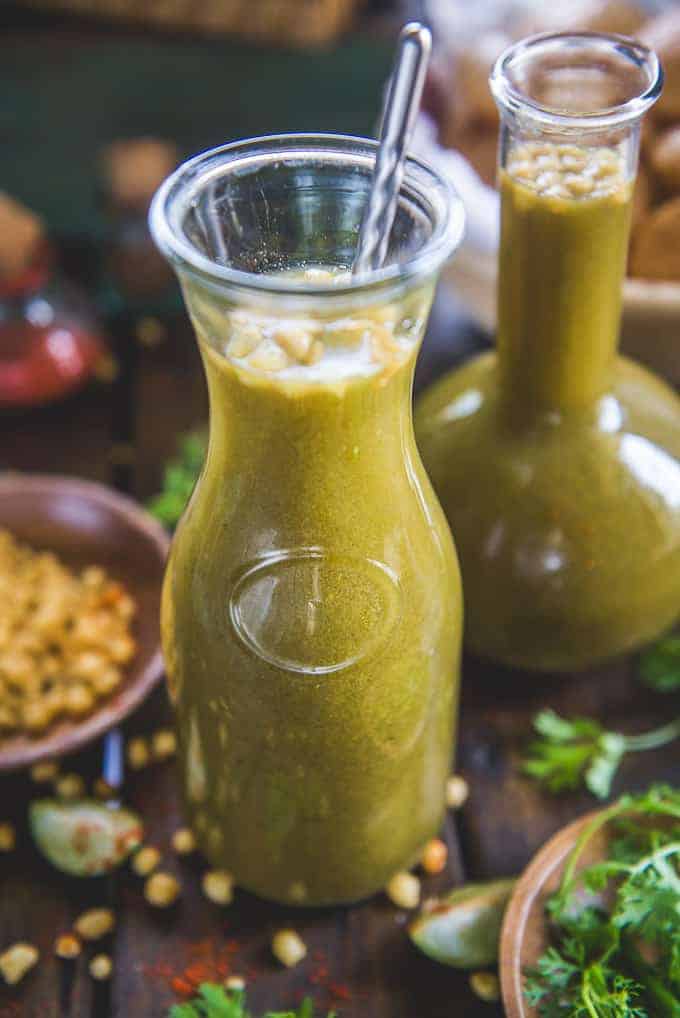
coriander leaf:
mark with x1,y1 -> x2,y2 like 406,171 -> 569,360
585,734 -> 626,800
168,986 -> 334,1018
523,711 -> 606,794
612,841 -> 680,975
523,713 -> 680,799
639,635 -> 680,692
148,429 -> 207,528
526,786 -> 680,1018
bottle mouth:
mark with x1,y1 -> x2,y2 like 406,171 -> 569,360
148,133 -> 464,302
490,31 -> 663,132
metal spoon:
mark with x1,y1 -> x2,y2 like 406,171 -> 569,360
353,21 -> 432,277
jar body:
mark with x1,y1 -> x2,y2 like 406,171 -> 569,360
162,291 -> 461,905
416,352 -> 680,671
417,32 -> 680,671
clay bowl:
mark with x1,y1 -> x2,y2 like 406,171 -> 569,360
0,473 -> 169,772
500,811 -> 611,1018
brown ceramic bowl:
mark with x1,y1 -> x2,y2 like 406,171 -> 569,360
0,473 -> 169,772
500,811 -> 611,1018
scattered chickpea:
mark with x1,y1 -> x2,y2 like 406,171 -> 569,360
93,778 -> 115,800
171,828 -> 196,856
0,822 -> 16,852
74,908 -> 116,941
89,954 -> 113,981
126,736 -> 151,771
469,971 -> 501,1003
151,729 -> 177,762
202,870 -> 233,906
421,838 -> 448,876
54,933 -> 81,960
0,942 -> 39,985
271,929 -> 307,969
30,760 -> 59,783
225,975 -> 246,991
136,316 -> 165,349
131,845 -> 161,877
144,871 -> 181,908
56,773 -> 85,800
385,871 -> 421,910
446,774 -> 469,810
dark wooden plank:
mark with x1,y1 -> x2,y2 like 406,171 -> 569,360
130,314 -> 207,502
108,693 -> 483,1018
456,654 -> 680,880
0,380 -> 116,485
0,695 -> 498,1018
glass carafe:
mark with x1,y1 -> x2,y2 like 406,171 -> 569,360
150,135 -> 464,905
417,33 -> 680,672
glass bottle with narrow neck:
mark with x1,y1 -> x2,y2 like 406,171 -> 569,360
416,33 -> 680,672
150,135 -> 464,905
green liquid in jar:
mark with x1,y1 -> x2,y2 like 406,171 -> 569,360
416,144 -> 680,671
163,269 -> 462,904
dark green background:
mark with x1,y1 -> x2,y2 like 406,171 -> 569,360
0,9 -> 394,236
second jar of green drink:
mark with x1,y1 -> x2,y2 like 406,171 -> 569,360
150,135 -> 464,905
417,33 -> 680,673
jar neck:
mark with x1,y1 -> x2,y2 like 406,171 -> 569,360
495,121 -> 636,417
196,342 -> 419,517
200,341 -> 417,485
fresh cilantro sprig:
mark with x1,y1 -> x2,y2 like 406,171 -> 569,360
525,785 -> 680,1018
639,634 -> 680,693
147,429 -> 207,528
522,709 -> 680,799
169,985 -> 335,1018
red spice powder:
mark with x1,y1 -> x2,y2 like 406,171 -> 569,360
171,977 -> 194,997
145,937 -> 244,998
328,982 -> 352,1002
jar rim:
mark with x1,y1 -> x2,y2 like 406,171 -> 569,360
490,31 -> 663,132
148,133 -> 465,300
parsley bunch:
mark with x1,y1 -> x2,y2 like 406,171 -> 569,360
525,785 -> 680,1018
169,985 -> 335,1018
522,710 -> 680,800
639,634 -> 680,693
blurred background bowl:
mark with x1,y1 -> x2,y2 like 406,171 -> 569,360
0,474 -> 169,771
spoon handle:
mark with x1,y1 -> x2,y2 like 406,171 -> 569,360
353,22 -> 432,277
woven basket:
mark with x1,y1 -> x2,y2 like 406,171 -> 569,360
21,0 -> 364,46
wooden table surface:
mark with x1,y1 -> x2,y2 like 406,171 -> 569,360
1,278 -> 678,1018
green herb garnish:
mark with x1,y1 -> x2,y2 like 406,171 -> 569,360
147,430 -> 207,528
522,710 -> 680,799
639,634 -> 680,693
169,985 -> 335,1018
524,784 -> 680,1018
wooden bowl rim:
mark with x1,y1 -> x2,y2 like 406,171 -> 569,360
0,472 -> 170,771
500,810 -> 600,1018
